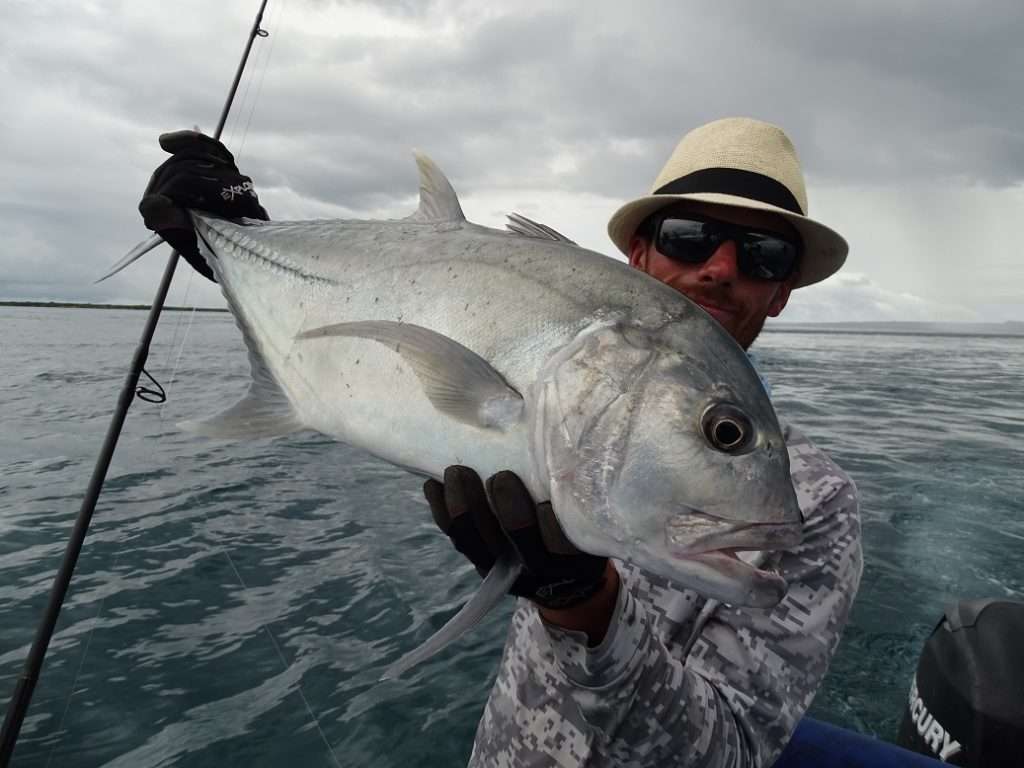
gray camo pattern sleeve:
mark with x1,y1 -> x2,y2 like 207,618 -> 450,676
466,423 -> 864,767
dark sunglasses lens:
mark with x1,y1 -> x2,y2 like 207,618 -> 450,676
741,233 -> 798,280
657,218 -> 718,263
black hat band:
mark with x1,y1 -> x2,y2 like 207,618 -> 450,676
654,167 -> 803,215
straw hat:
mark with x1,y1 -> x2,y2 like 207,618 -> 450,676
607,117 -> 847,288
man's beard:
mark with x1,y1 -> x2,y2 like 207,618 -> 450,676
683,287 -> 766,350
735,313 -> 768,350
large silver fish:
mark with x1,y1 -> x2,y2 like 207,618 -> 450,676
110,153 -> 802,678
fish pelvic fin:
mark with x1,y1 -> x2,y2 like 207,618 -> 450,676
379,552 -> 522,681
181,291 -> 303,440
178,387 -> 303,439
407,151 -> 466,223
296,320 -> 524,430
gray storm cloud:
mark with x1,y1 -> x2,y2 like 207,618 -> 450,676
1,0 -> 1021,320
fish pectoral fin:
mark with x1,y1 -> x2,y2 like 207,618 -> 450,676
297,321 -> 524,430
406,151 -> 466,223
379,552 -> 522,682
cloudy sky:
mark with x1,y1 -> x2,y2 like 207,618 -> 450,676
3,0 -> 1022,322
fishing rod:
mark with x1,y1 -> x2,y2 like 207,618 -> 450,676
0,1 -> 271,762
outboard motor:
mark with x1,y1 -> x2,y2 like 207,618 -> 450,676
897,599 -> 1024,765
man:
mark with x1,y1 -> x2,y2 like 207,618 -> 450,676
140,117 -> 863,767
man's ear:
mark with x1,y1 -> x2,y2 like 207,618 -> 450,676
628,236 -> 649,270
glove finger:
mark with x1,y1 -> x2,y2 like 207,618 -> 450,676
442,466 -> 486,520
485,471 -> 535,531
176,240 -> 216,282
165,170 -> 266,220
446,515 -> 495,575
444,466 -> 504,557
144,149 -> 235,207
440,466 -> 499,573
486,471 -> 550,572
249,201 -> 271,222
158,168 -> 236,213
536,502 -> 582,556
158,130 -> 235,163
214,174 -> 265,213
138,193 -> 192,233
424,478 -> 450,533
141,158 -> 177,201
150,150 -> 229,181
164,227 -> 215,282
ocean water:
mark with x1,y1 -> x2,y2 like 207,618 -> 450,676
1,306 -> 1022,767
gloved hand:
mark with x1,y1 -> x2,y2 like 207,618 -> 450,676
425,466 -> 608,610
138,130 -> 269,281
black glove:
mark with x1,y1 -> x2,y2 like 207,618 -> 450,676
138,130 -> 269,281
424,466 -> 608,610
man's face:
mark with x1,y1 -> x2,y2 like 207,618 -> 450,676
628,202 -> 799,349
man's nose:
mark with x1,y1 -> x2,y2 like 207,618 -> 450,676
696,240 -> 740,283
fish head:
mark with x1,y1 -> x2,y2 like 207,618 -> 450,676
531,318 -> 802,607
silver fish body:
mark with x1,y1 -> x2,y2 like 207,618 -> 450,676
185,153 -> 802,617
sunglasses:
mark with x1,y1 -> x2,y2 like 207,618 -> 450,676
654,214 -> 801,282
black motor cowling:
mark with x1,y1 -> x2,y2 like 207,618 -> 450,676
897,599 -> 1024,765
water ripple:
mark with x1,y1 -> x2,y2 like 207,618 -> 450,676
2,310 -> 1021,764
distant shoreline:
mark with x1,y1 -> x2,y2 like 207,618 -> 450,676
0,301 -> 228,313
2,301 -> 1020,338
762,327 -> 1023,340
764,320 -> 1023,340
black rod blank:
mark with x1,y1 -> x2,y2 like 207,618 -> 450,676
0,1 -> 270,763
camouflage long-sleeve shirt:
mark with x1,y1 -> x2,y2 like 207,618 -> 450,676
467,424 -> 863,768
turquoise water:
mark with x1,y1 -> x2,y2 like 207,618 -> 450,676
2,306 -> 1022,766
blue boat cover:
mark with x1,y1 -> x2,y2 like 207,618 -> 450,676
774,717 -> 947,767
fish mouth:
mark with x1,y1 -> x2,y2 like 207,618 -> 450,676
682,550 -> 788,607
660,508 -> 802,606
664,508 -> 803,557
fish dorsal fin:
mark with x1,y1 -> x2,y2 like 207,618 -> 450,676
408,151 -> 466,223
297,320 -> 523,430
505,213 -> 577,245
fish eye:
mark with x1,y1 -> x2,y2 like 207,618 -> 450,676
701,404 -> 754,453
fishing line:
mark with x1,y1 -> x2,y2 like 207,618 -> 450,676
226,0 -> 282,153
155,307 -> 197,415
224,7 -> 267,148
156,275 -> 201,420
149,1 -> 335,755
42,618 -> 95,768
158,267 -> 196,374
159,0 -> 289,405
212,5 -> 342,754
0,3 -> 273,762
136,275 -> 196,406
235,0 -> 287,163
41,575 -> 121,768
2,3 -> 335,762
220,548 -> 343,768
225,41 -> 263,149
42,270 -> 198,765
